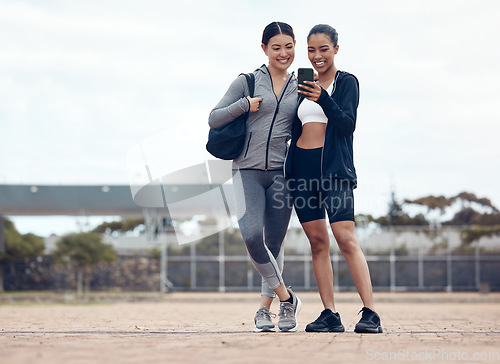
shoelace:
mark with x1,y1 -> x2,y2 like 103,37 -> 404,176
358,307 -> 376,323
279,302 -> 294,318
358,307 -> 372,315
256,308 -> 276,320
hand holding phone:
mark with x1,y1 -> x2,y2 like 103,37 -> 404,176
298,67 -> 321,102
298,68 -> 314,88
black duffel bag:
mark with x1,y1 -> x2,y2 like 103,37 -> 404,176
206,73 -> 255,160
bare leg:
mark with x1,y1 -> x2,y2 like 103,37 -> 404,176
331,221 -> 374,310
273,284 -> 290,301
301,219 -> 336,312
260,295 -> 274,310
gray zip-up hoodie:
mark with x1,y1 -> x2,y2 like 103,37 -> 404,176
208,65 -> 297,170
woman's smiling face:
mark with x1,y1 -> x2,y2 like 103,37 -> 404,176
262,33 -> 295,71
307,33 -> 339,74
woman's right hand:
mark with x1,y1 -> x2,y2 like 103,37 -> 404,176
247,96 -> 263,112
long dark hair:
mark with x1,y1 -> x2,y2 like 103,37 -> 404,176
262,22 -> 295,45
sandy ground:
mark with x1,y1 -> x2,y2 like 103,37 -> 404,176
1,292 -> 499,364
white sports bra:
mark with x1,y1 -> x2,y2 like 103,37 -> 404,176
298,81 -> 334,125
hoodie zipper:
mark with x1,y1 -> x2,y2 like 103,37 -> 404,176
265,70 -> 293,170
243,132 -> 253,158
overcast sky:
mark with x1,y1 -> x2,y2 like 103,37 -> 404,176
2,0 -> 499,235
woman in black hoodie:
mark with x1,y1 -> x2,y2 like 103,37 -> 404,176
285,24 -> 382,333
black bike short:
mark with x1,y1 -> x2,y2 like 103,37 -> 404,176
288,146 -> 355,224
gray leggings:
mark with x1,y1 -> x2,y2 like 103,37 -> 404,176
232,169 -> 292,297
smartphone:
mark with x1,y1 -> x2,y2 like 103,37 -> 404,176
298,68 -> 314,88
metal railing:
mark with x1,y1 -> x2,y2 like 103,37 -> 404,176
159,226 -> 500,292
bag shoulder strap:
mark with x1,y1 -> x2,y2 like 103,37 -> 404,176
240,73 -> 255,98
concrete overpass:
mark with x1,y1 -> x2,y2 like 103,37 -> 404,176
0,160 -> 237,218
0,179 -> 237,292
0,184 -> 235,217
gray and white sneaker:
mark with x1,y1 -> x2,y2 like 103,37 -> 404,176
254,307 -> 276,332
278,288 -> 302,332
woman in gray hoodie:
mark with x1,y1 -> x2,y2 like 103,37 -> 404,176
208,22 -> 300,332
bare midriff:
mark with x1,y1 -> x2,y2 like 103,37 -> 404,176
296,122 -> 327,149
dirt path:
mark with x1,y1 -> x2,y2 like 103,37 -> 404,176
1,292 -> 499,363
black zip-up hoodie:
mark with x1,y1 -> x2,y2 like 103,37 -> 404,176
284,71 -> 360,187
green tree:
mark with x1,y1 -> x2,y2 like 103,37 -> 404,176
92,218 -> 145,234
453,192 -> 499,212
121,217 -> 145,232
373,192 -> 428,226
0,217 -> 45,292
405,192 -> 499,224
53,232 -> 117,295
404,195 -> 450,212
399,191 -> 500,246
461,226 -> 500,245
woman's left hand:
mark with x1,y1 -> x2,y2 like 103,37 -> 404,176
298,80 -> 322,102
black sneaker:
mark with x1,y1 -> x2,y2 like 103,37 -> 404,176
305,309 -> 345,332
354,307 -> 383,333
